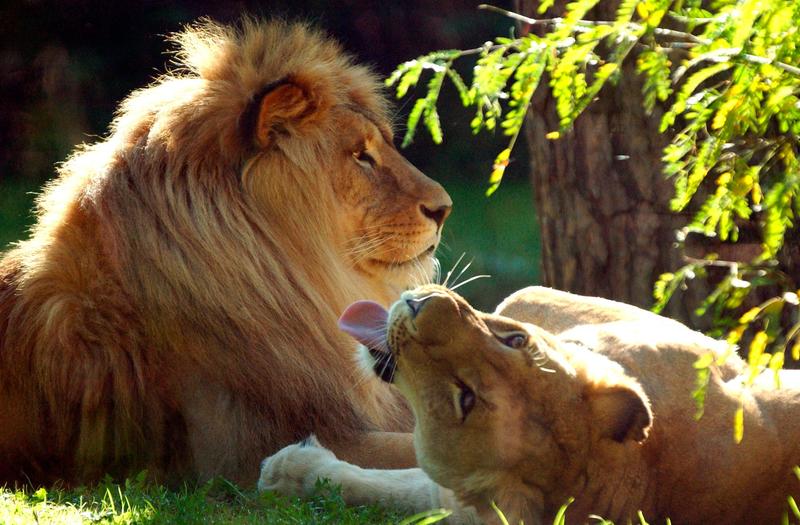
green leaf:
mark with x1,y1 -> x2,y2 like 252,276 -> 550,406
739,307 -> 761,324
397,509 -> 452,525
694,352 -> 715,369
637,48 -> 673,113
749,330 -> 768,368
693,365 -> 711,419
538,0 -> 555,14
788,496 -> 800,520
424,105 -> 443,144
730,0 -> 762,50
490,501 -> 511,525
762,179 -> 799,257
393,60 -> 424,99
733,405 -> 744,443
402,98 -> 428,148
613,0 -> 639,29
553,498 -> 575,525
446,68 -> 472,106
661,62 -> 732,132
769,352 -> 784,389
487,148 -> 512,196
551,0 -> 602,41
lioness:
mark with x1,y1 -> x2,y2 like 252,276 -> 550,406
260,285 -> 800,524
0,19 -> 450,485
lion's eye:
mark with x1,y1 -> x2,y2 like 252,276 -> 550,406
456,382 -> 476,422
500,333 -> 528,349
353,149 -> 376,169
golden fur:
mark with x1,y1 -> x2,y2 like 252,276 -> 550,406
0,19 -> 451,485
260,285 -> 800,524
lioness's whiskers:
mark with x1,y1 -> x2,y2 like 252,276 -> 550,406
377,353 -> 393,381
449,274 -> 491,292
361,333 -> 388,349
442,253 -> 467,288
346,330 -> 390,391
448,258 -> 474,290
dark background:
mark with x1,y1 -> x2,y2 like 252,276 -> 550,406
0,0 -> 541,309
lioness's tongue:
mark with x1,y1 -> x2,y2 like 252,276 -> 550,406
338,301 -> 389,353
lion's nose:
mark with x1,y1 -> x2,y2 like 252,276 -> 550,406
406,296 -> 432,318
420,203 -> 452,230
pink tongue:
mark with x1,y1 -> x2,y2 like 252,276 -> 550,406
338,300 -> 389,353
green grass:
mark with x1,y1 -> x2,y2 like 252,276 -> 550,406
0,477 -> 434,525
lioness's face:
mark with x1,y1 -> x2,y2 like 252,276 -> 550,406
331,109 -> 451,291
343,285 -> 652,523
376,285 -> 580,498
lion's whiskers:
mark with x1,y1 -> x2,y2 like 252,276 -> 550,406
346,233 -> 391,264
408,257 -> 431,288
436,238 -> 452,255
432,257 -> 442,283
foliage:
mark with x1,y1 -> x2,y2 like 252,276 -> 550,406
388,0 -> 800,439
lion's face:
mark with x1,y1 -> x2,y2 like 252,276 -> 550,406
330,109 -> 451,287
242,77 -> 451,301
349,285 -> 652,522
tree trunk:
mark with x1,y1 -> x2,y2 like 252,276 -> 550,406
517,0 -> 709,325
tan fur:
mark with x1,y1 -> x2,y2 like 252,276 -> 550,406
0,18 -> 451,486
261,285 -> 800,524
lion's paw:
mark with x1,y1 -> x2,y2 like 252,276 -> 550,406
257,436 -> 339,497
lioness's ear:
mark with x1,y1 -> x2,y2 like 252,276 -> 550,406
253,76 -> 324,148
587,383 -> 652,443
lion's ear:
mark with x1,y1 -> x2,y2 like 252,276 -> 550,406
254,77 -> 322,148
587,383 -> 652,443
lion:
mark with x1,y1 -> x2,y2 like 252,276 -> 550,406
260,285 -> 800,524
0,18 -> 452,486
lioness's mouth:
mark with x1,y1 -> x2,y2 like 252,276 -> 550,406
338,300 -> 396,383
368,346 -> 396,383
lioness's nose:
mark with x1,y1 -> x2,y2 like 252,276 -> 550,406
406,296 -> 431,318
420,203 -> 451,229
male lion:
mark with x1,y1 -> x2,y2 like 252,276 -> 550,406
260,285 -> 800,524
0,19 -> 452,485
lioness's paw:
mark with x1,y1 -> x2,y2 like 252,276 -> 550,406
257,437 -> 338,497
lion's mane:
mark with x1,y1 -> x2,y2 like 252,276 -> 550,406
0,19 -> 414,485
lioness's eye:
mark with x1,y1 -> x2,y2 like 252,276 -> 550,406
457,383 -> 476,422
353,149 -> 376,168
500,333 -> 528,349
